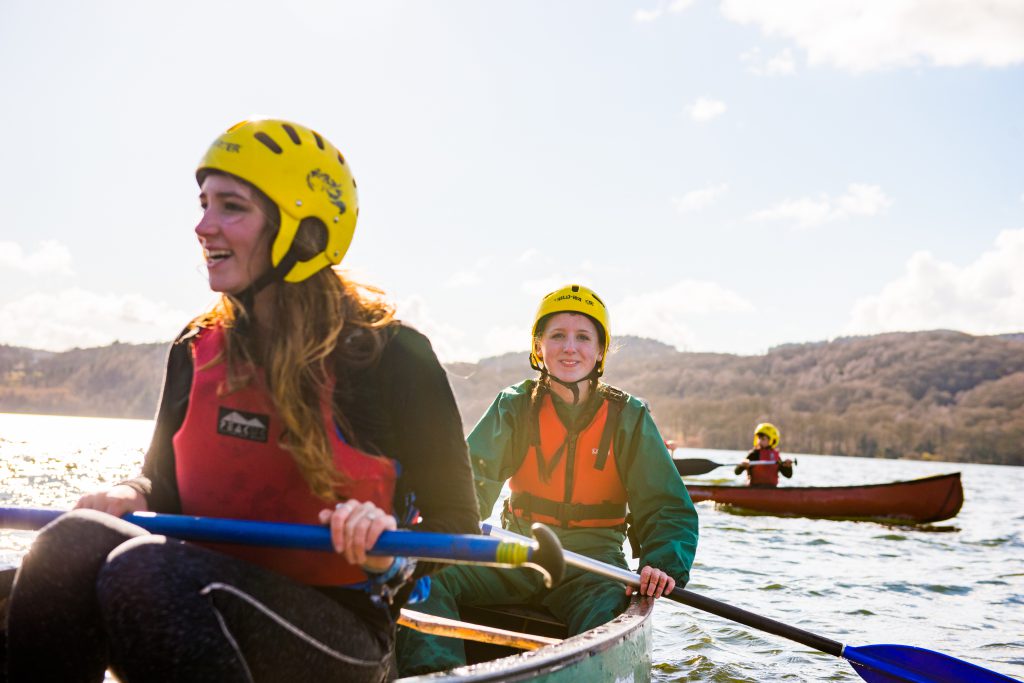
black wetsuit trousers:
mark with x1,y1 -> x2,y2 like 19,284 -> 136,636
4,509 -> 393,683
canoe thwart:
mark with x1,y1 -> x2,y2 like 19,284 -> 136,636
398,609 -> 559,651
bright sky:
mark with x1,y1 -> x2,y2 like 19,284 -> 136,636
2,1 -> 1023,362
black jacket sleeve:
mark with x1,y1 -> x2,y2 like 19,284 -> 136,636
336,324 -> 479,582
122,335 -> 192,512
779,458 -> 793,479
372,325 -> 479,537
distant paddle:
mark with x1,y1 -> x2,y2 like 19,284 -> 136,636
673,457 -> 797,476
482,524 -> 1017,683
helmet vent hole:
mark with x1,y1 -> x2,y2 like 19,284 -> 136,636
571,285 -> 579,293
254,132 -> 283,154
313,132 -> 325,150
294,218 -> 329,258
337,152 -> 346,165
282,124 -> 301,145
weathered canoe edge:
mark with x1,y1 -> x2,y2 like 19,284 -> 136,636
686,472 -> 964,524
398,596 -> 654,683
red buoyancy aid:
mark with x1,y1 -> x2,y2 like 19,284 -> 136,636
509,390 -> 627,528
172,326 -> 397,586
748,448 -> 782,487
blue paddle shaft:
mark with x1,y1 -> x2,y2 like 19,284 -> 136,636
0,507 -> 529,565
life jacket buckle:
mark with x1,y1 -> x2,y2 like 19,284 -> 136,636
556,502 -> 583,527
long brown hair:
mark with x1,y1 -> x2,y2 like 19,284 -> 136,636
191,173 -> 395,500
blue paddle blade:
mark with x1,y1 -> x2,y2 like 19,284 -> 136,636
845,644 -> 1019,683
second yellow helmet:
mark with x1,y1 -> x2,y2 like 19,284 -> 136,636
529,284 -> 610,376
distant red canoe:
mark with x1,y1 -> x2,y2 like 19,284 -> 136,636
684,473 -> 963,523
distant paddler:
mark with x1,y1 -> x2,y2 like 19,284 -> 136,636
735,422 -> 794,486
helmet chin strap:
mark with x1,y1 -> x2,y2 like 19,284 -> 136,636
234,251 -> 301,322
540,367 -> 600,405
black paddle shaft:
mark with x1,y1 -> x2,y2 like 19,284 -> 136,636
673,587 -> 844,656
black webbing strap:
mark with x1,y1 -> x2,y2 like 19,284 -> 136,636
509,492 -> 626,527
593,398 -> 625,471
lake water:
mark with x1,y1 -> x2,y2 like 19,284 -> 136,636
1,413 -> 1022,681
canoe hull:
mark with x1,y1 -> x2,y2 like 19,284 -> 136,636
685,473 -> 963,523
400,597 -> 654,682
0,564 -> 652,683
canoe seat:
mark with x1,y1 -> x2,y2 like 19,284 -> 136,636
458,603 -> 567,664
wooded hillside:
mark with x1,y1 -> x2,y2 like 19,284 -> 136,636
2,330 -> 1021,465
448,331 -> 1024,466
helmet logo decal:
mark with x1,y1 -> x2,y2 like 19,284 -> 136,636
212,139 -> 241,153
550,293 -> 593,307
306,169 -> 347,214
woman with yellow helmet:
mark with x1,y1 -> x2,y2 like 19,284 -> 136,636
734,422 -> 794,486
397,284 -> 699,676
5,119 -> 480,681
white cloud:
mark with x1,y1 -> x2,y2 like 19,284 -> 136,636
634,8 -> 663,23
749,183 -> 891,229
634,0 -> 695,23
395,295 -> 468,363
721,0 -> 1024,72
445,270 -> 481,288
673,183 -> 729,213
521,277 -> 573,299
396,295 -> 523,362
0,288 -> 188,351
443,257 -> 493,288
614,280 -> 755,350
687,97 -> 727,122
518,248 -> 544,265
845,228 -> 1024,336
741,47 -> 797,76
837,184 -> 891,215
484,324 -> 527,358
0,240 -> 74,276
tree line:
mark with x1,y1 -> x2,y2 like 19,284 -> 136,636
1,329 -> 1021,465
447,331 -> 1024,466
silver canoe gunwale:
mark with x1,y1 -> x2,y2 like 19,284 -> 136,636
398,596 -> 654,682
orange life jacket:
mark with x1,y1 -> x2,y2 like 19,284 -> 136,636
508,388 -> 627,528
748,448 -> 782,487
172,325 -> 397,586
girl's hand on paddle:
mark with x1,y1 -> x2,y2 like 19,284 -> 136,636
75,484 -> 149,517
628,565 -> 675,598
319,500 -> 396,573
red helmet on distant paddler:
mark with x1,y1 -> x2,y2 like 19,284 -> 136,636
196,118 -> 358,284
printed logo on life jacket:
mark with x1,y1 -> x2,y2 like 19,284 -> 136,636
306,169 -> 347,214
217,407 -> 269,442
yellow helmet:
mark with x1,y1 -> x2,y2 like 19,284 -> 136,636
197,118 -> 358,283
754,422 -> 780,448
529,284 -> 610,376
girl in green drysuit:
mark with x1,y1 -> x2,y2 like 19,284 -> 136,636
397,284 -> 699,675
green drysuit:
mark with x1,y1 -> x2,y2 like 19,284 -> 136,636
396,379 -> 699,676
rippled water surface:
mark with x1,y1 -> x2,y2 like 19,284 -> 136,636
1,414 -> 1022,681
